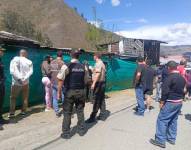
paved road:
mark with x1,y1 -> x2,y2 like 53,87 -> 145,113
1,90 -> 191,150
35,98 -> 191,150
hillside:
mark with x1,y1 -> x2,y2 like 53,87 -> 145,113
160,45 -> 191,56
0,0 -> 119,49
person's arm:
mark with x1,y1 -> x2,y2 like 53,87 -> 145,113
84,66 -> 89,85
134,66 -> 142,85
57,65 -> 68,99
160,77 -> 171,109
91,65 -> 101,90
10,59 -> 22,80
23,62 -> 33,82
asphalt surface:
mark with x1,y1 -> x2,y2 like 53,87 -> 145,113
36,99 -> 191,150
1,90 -> 191,150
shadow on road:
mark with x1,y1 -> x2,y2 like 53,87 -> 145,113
9,107 -> 44,124
185,114 -> 191,122
33,104 -> 137,150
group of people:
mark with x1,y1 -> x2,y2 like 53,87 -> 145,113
41,50 -> 107,139
1,46 -> 191,146
0,47 -> 108,139
134,56 -> 188,148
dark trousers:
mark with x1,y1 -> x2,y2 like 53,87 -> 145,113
90,82 -> 106,119
0,83 -> 5,119
62,89 -> 85,134
155,102 -> 182,144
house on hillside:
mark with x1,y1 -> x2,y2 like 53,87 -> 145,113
98,37 -> 167,65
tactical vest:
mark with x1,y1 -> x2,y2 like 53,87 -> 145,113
65,62 -> 85,90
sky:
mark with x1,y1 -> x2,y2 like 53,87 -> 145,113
64,0 -> 191,45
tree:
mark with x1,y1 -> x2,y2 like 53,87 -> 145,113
1,10 -> 53,47
85,24 -> 101,49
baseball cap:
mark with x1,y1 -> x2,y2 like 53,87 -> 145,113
167,61 -> 178,68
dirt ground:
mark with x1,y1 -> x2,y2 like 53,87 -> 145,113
0,89 -> 136,150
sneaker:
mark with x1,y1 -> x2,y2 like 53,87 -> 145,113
77,129 -> 87,136
85,117 -> 96,123
45,108 -> 51,112
150,138 -> 166,148
60,133 -> 71,139
21,112 -> 26,116
8,113 -> 15,119
145,109 -> 150,113
56,113 -> 62,118
134,112 -> 144,116
167,140 -> 175,145
97,115 -> 105,121
133,106 -> 138,112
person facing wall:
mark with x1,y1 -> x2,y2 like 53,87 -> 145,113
9,49 -> 33,118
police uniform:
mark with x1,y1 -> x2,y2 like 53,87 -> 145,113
57,58 -> 88,138
87,59 -> 106,122
0,48 -> 6,129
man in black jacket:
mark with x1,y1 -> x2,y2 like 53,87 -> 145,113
150,61 -> 186,148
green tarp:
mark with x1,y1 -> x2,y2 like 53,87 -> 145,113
2,45 -> 136,111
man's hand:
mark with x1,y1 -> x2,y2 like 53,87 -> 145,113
57,79 -> 63,100
159,101 -> 164,109
91,83 -> 95,90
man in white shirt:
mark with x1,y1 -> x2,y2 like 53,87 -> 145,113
9,49 -> 33,117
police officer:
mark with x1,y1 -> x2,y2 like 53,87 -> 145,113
86,52 -> 107,123
57,50 -> 88,139
150,61 -> 186,148
0,47 -> 6,130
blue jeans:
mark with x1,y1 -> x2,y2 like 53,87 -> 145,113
135,85 -> 145,115
155,102 -> 182,144
52,84 -> 64,114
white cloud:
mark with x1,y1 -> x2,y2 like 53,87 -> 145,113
102,18 -> 148,24
88,20 -> 102,28
111,0 -> 120,6
137,18 -> 148,23
115,23 -> 191,46
96,0 -> 104,4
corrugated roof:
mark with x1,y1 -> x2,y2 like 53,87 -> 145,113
0,31 -> 40,46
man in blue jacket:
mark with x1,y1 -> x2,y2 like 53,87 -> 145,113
150,61 -> 186,148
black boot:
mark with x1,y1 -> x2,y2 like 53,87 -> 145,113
85,113 -> 96,123
85,117 -> 96,123
60,133 -> 71,139
0,124 -> 4,130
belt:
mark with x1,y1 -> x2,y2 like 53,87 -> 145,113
166,99 -> 183,103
